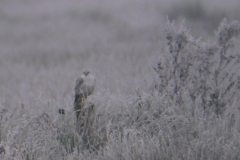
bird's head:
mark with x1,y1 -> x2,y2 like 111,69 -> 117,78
83,69 -> 91,76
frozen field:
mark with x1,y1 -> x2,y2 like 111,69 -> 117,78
0,0 -> 240,159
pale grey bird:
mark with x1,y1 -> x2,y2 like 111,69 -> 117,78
74,69 -> 96,105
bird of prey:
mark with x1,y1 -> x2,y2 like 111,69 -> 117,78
74,69 -> 95,114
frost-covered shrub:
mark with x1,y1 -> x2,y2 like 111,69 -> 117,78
154,18 -> 240,116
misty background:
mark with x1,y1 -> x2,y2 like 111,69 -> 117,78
0,0 -> 239,113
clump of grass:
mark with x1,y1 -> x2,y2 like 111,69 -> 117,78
154,18 -> 240,116
95,19 -> 240,160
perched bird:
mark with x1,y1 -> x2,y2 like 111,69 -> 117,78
74,69 -> 95,118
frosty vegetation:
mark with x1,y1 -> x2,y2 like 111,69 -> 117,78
0,18 -> 240,160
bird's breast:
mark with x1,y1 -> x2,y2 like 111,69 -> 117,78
80,75 -> 95,95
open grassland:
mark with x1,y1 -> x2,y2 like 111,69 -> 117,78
1,0 -> 240,159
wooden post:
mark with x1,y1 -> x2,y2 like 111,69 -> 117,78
75,102 -> 95,150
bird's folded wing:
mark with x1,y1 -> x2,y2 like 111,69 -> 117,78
75,77 -> 84,90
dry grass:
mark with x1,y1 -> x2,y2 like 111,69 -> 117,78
1,0 -> 240,159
